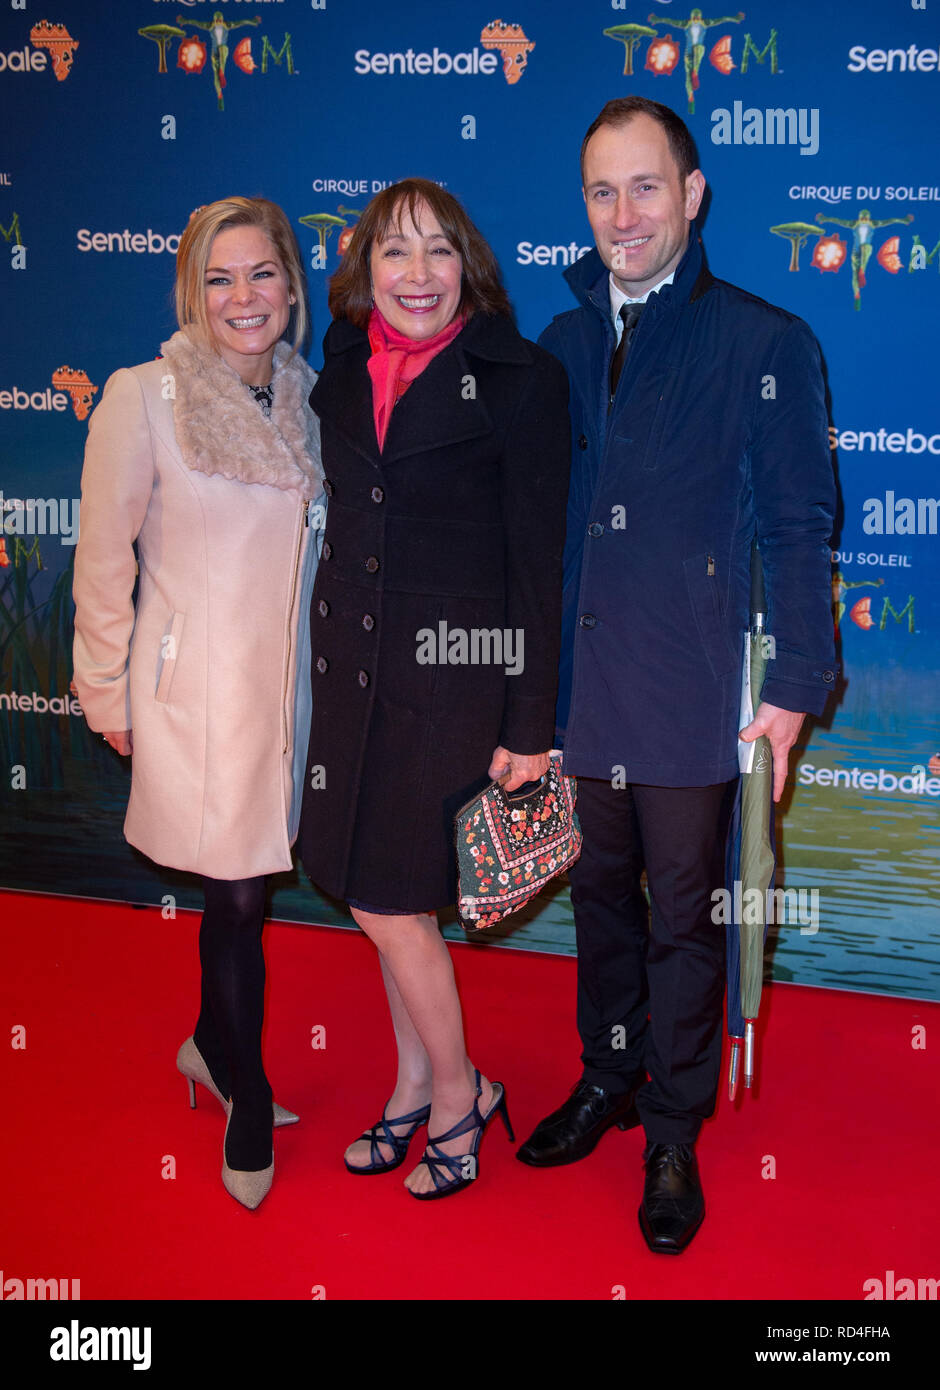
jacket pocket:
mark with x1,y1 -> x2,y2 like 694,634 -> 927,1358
683,554 -> 740,680
155,611 -> 185,704
640,368 -> 677,472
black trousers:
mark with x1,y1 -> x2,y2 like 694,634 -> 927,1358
568,776 -> 737,1146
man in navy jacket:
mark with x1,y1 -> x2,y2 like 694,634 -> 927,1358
516,97 -> 838,1254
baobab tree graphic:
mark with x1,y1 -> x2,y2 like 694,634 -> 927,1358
603,24 -> 658,75
769,222 -> 824,273
138,25 -> 185,74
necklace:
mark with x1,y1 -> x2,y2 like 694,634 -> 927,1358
246,381 -> 274,417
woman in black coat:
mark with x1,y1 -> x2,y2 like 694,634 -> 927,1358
299,179 -> 570,1199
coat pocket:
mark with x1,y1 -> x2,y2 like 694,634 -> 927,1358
683,554 -> 740,680
154,611 -> 185,704
640,368 -> 677,472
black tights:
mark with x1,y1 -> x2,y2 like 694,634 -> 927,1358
192,876 -> 272,1170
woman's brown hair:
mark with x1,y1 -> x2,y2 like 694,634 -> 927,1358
328,178 -> 511,329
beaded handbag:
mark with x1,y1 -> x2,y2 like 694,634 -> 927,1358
454,751 -> 581,930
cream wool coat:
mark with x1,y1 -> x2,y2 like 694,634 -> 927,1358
72,329 -> 324,879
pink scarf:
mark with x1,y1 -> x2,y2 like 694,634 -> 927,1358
367,306 -> 465,451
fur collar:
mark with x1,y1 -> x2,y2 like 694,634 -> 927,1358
160,328 -> 323,499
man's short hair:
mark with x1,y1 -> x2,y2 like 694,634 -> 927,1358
580,97 -> 700,185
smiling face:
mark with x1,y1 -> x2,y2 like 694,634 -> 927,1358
204,224 -> 293,383
582,114 -> 705,298
369,199 -> 463,340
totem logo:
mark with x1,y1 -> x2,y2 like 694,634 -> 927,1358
355,19 -> 536,85
137,17 -> 297,111
768,207 -> 936,311
603,13 -> 779,116
0,21 -> 78,80
0,211 -> 23,250
832,572 -> 916,634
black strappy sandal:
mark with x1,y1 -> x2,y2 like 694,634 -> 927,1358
344,1101 -> 432,1174
409,1069 -> 514,1200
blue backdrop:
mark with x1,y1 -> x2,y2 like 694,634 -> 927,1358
1,0 -> 938,1000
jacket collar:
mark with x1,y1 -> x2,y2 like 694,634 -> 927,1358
563,226 -> 714,322
312,312 -> 530,467
161,329 -> 323,498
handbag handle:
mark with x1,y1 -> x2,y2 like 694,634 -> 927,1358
501,773 -> 548,803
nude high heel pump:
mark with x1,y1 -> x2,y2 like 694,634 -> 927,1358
221,1108 -> 274,1211
176,1036 -> 299,1127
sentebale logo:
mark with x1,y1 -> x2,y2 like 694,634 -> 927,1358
355,19 -> 536,85
0,20 -> 79,80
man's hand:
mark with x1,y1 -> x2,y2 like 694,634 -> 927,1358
738,702 -> 806,803
488,746 -> 550,792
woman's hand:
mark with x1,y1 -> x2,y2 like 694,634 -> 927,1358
488,746 -> 550,792
70,681 -> 133,754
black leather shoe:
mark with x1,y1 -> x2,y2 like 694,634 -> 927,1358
515,1077 -> 644,1167
638,1143 -> 704,1254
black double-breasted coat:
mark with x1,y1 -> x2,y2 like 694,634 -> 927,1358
298,311 -> 571,910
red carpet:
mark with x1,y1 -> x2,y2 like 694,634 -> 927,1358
1,890 -> 937,1301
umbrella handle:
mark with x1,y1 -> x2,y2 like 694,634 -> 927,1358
728,1036 -> 744,1101
744,1019 -> 757,1089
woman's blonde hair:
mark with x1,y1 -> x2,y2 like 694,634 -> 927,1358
175,196 -> 308,354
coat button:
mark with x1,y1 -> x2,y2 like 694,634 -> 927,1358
316,656 -> 329,674
322,541 -> 332,560
318,599 -> 329,618
588,522 -> 603,537
323,479 -> 335,497
579,613 -> 597,628
371,486 -> 384,504
365,556 -> 380,573
357,670 -> 370,688
362,614 -> 375,631
578,434 -> 588,450
822,669 -> 835,683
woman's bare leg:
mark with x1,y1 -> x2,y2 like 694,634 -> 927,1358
344,908 -> 494,1195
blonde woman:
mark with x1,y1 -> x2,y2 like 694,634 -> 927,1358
72,197 -> 324,1209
